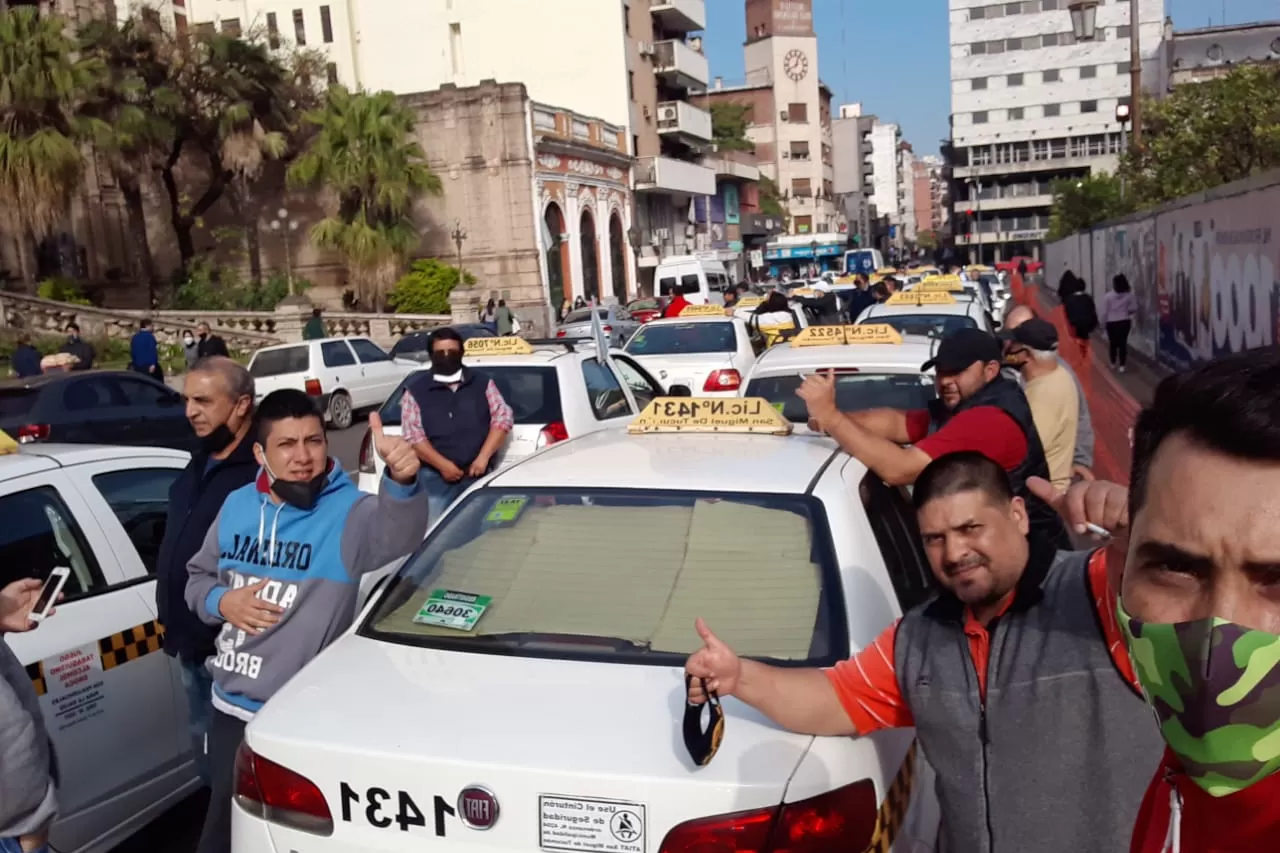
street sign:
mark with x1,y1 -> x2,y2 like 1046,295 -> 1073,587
749,249 -> 764,268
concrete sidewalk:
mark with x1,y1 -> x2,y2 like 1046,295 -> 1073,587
1022,283 -> 1170,485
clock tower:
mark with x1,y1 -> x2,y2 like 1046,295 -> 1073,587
741,0 -> 834,237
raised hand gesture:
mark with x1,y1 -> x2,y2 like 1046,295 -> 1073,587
685,618 -> 742,703
369,412 -> 421,484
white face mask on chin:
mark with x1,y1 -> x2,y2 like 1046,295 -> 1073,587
433,370 -> 464,384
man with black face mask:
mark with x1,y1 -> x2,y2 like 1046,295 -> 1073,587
154,356 -> 257,788
397,326 -> 514,520
185,388 -> 428,853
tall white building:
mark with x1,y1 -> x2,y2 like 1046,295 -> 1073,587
900,146 -> 918,245
868,121 -> 902,237
948,0 -> 1165,263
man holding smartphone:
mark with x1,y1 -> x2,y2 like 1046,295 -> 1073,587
0,577 -> 58,853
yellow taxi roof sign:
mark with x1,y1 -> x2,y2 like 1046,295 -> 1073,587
887,291 -> 957,306
0,429 -> 17,456
791,324 -> 903,347
628,397 -> 793,436
465,336 -> 534,356
917,277 -> 964,292
736,295 -> 764,309
680,304 -> 730,317
875,267 -> 898,275
789,288 -> 817,298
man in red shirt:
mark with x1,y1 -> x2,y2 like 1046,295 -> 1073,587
661,292 -> 691,318
1064,349 -> 1280,853
799,326 -> 1068,548
685,452 -> 1161,852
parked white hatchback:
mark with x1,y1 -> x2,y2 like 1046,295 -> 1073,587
356,338 -> 670,494
247,337 -> 418,430
623,307 -> 762,398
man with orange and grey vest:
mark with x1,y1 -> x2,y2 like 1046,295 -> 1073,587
684,451 -> 1164,852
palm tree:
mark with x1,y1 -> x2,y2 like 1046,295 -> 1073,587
288,86 -> 441,308
77,17 -> 178,304
0,7 -> 98,288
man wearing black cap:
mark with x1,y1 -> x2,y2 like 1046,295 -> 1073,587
1000,318 -> 1079,492
798,326 -> 1069,548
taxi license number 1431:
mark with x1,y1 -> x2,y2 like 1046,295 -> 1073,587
339,783 -> 457,836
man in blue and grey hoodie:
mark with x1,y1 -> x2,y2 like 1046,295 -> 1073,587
185,389 -> 428,853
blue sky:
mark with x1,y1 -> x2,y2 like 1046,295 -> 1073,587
702,0 -> 1279,156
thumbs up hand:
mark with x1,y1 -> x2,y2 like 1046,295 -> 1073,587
369,412 -> 420,485
685,618 -> 742,703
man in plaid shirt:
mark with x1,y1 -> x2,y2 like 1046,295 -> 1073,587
399,328 -> 514,519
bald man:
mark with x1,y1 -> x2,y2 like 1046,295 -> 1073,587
1004,305 -> 1094,480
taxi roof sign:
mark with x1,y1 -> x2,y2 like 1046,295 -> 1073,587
886,291 -> 957,306
465,337 -> 534,356
789,288 -> 817,298
791,324 -> 903,347
680,303 -> 730,317
736,295 -> 764,309
917,276 -> 964,292
0,429 -> 16,456
628,397 -> 793,435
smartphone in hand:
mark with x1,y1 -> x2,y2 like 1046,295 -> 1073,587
28,567 -> 70,624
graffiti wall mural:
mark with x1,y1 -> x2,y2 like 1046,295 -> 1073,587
1046,178 -> 1280,372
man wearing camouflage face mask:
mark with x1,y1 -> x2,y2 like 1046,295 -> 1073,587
1050,348 -> 1280,852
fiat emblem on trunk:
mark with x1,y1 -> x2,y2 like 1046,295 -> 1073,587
458,786 -> 499,830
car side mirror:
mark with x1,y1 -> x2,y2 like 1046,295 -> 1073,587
667,384 -> 693,397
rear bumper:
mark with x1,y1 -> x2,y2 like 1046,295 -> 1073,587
312,392 -> 333,420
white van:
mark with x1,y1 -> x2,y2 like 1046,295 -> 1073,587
655,255 -> 732,305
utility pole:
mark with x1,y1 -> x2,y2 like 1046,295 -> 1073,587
1129,0 -> 1142,145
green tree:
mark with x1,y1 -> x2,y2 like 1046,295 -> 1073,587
386,258 -> 474,314
757,175 -> 787,221
78,17 -> 180,303
1120,65 -> 1280,207
288,86 -> 442,308
916,230 -> 938,251
1046,172 -> 1133,240
0,8 -> 99,288
710,103 -> 754,152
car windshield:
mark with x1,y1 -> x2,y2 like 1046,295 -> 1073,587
626,322 -> 735,355
628,299 -> 660,312
378,366 -> 563,427
746,372 -> 936,423
249,346 -> 310,377
390,334 -> 429,357
563,308 -> 607,324
873,314 -> 978,338
364,487 -> 843,664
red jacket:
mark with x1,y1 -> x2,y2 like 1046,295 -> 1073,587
1131,749 -> 1280,853
662,294 -> 690,318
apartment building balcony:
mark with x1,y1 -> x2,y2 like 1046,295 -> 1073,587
700,149 -> 760,182
653,39 -> 708,90
635,155 -> 716,197
649,0 -> 704,34
656,100 -> 712,143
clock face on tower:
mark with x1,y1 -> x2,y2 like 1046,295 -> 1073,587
783,49 -> 809,81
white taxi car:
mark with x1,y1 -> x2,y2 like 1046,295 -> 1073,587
741,325 -> 938,429
0,440 -> 201,853
356,337 -> 669,493
623,306 -> 762,398
731,296 -> 811,347
232,399 -> 941,853
856,289 -> 996,337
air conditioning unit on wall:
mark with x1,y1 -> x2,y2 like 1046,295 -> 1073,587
638,42 -> 655,57
657,104 -> 678,122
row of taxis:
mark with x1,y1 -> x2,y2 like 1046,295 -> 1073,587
230,301 -> 958,853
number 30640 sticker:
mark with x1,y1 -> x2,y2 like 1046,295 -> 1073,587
412,590 -> 491,631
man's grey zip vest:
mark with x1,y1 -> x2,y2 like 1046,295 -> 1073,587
928,376 -> 1069,549
895,548 -> 1164,853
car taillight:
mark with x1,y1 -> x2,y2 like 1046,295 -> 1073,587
602,325 -> 614,332
658,780 -> 878,853
16,424 -> 50,443
536,421 -> 569,449
234,742 -> 333,836
304,378 -> 323,396
358,428 -> 376,474
703,369 -> 742,391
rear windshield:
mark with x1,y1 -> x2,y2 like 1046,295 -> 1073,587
625,322 -> 735,356
249,346 -> 310,377
0,390 -> 37,420
364,488 -> 844,665
390,334 -> 429,357
746,373 -> 936,423
659,276 -> 702,297
872,314 -> 977,338
563,309 -> 607,324
628,299 -> 660,312
378,367 -> 563,427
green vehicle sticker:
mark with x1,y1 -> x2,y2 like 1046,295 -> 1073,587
412,589 -> 493,632
485,495 -> 529,524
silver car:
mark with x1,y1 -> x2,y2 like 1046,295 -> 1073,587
556,305 -> 641,347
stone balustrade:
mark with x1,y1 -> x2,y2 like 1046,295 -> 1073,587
0,290 -> 453,353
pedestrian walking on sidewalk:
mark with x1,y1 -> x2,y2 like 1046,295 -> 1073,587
1062,279 -> 1099,371
1102,274 -> 1136,373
